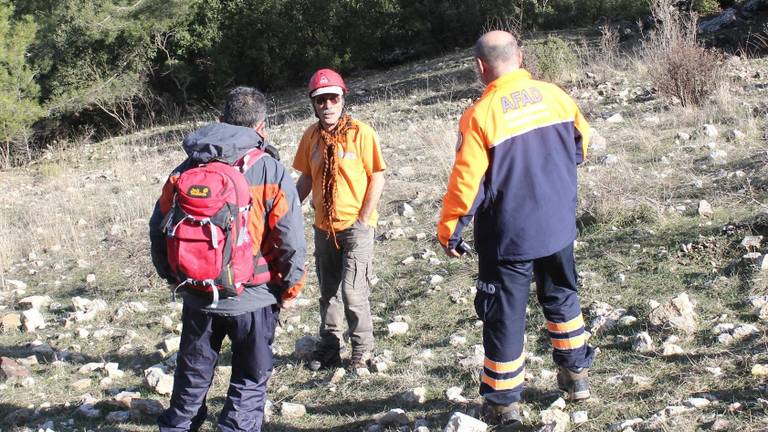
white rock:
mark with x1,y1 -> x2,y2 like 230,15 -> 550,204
449,334 -> 467,346
21,309 -> 45,332
294,336 -> 320,361
388,322 -> 409,336
18,295 -> 52,310
618,315 -> 637,326
610,418 -> 643,431
718,333 -> 734,345
355,367 -> 371,377
676,132 -> 691,141
401,256 -> 416,265
606,113 -> 624,123
726,129 -> 745,140
751,364 -> 768,377
710,150 -> 728,163
703,124 -> 719,137
648,292 -> 698,335
698,200 -> 713,218
5,279 -> 27,290
571,410 -> 588,425
163,336 -> 181,353
732,324 -> 759,340
741,236 -> 763,250
712,323 -> 735,335
161,315 -> 174,331
378,408 -> 409,426
443,412 -> 487,432
402,387 -> 427,404
446,387 -> 468,403
398,203 -> 415,217
86,274 -> 96,284
664,405 -> 693,416
540,409 -> 570,432
79,362 -> 105,374
603,154 -> 619,165
705,366 -> 723,377
330,368 -> 346,384
549,397 -> 566,410
632,332 -> 654,353
429,275 -> 444,285
684,397 -> 711,409
144,365 -> 174,395
280,402 -> 306,418
662,343 -> 684,356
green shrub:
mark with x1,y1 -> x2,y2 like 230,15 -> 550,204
0,0 -> 44,166
524,36 -> 579,84
693,0 -> 721,15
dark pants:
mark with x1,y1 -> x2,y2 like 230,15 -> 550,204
475,243 -> 595,405
157,304 -> 278,432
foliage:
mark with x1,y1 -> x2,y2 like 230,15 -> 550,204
525,36 -> 580,84
0,1 -> 43,165
643,0 -> 723,107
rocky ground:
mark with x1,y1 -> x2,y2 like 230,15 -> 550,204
1,34 -> 768,432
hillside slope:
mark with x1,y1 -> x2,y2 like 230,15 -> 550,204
1,42 -> 768,431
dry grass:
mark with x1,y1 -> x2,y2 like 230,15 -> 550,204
2,32 -> 768,432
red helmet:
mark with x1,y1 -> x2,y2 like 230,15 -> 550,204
308,68 -> 348,97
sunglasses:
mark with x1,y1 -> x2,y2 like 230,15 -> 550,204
312,94 -> 342,106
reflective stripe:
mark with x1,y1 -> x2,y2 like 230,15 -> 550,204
481,371 -> 525,390
484,354 -> 525,374
546,315 -> 585,334
551,333 -> 586,350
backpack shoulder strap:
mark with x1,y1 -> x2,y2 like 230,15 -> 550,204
236,147 -> 267,174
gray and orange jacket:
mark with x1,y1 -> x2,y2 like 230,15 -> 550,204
438,69 -> 591,261
149,123 -> 306,314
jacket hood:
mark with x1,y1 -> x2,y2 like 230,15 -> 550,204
182,123 -> 265,165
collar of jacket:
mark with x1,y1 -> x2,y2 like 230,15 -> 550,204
483,69 -> 533,96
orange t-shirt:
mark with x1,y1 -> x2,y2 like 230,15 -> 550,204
293,118 -> 386,232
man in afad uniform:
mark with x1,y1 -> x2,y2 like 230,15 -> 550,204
437,31 -> 595,427
293,68 -> 386,370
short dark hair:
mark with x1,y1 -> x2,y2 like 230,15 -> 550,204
222,86 -> 267,127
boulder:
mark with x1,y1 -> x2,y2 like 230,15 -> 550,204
280,402 -> 307,418
21,309 -> 45,332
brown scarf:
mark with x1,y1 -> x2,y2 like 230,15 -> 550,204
318,113 -> 355,247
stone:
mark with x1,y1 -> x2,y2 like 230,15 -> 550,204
571,410 -> 588,425
145,366 -> 174,395
113,391 -> 141,409
607,374 -> 651,387
718,333 -> 734,345
751,364 -> 768,377
741,236 -> 763,250
662,343 -> 684,356
712,323 -> 735,335
727,129 -> 745,141
401,256 -> 415,265
684,397 -> 710,409
443,412 -> 487,432
664,405 -> 693,416
106,410 -> 130,423
116,301 -> 148,319
590,133 -> 607,151
18,295 -> 52,310
330,368 -> 346,384
402,387 -> 427,404
459,345 -> 485,369
603,154 -> 619,165
446,386 -> 468,403
16,355 -> 38,367
388,322 -> 409,336
105,362 -> 124,379
163,336 -> 181,353
398,202 -> 415,217
77,403 -> 101,418
355,367 -> 371,377
619,315 -> 637,326
708,418 -> 730,431
632,332 -> 654,353
732,324 -> 759,340
79,362 -> 105,374
294,335 -> 320,361
702,124 -> 719,137
676,132 -> 691,141
0,357 -> 30,381
378,408 -> 409,426
1,313 -> 21,331
280,402 -> 306,418
21,309 -> 45,332
698,200 -> 713,218
610,418 -> 643,431
549,398 -> 567,410
606,113 -> 624,123
705,367 -> 723,377
540,409 -> 570,432
130,398 -> 165,420
429,275 -> 444,285
86,274 -> 96,284
648,292 -> 698,335
71,378 -> 91,390
449,334 -> 467,346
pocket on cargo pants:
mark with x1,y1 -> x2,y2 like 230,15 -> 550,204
474,279 -> 500,323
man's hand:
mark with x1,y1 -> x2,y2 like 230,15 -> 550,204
442,244 -> 461,258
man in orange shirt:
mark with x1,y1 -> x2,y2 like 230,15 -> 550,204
293,68 -> 386,369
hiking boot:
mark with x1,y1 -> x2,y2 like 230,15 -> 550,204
348,350 -> 372,370
310,347 -> 341,370
481,402 -> 522,428
557,366 -> 590,401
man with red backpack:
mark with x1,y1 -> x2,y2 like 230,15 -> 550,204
149,86 -> 306,432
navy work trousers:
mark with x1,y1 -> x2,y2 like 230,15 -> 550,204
157,303 -> 278,432
475,243 -> 595,405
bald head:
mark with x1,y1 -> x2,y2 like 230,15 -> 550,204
474,31 -> 522,84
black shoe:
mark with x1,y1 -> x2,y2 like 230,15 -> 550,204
557,366 -> 590,401
482,402 -> 522,428
348,350 -> 372,370
310,348 -> 341,370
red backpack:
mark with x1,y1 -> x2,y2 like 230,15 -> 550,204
163,149 -> 265,307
